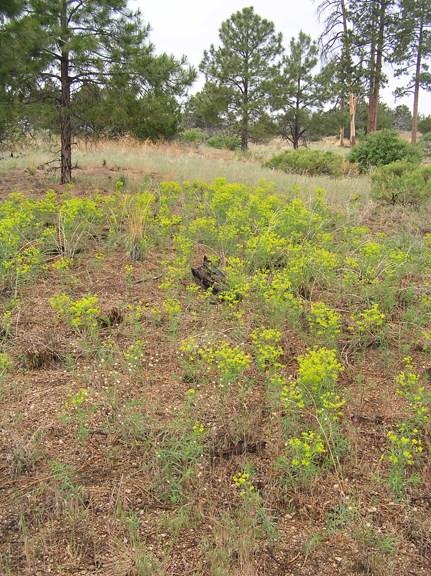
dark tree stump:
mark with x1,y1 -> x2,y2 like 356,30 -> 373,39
191,256 -> 227,294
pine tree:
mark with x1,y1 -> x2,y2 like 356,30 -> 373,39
200,7 -> 284,151
350,0 -> 395,133
392,0 -> 431,143
0,0 -> 24,22
316,0 -> 361,146
274,31 -> 323,148
1,0 -> 194,183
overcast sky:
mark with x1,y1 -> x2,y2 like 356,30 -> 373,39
134,0 -> 431,117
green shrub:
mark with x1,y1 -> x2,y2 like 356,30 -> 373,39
179,128 -> 208,144
264,148 -> 346,177
421,132 -> 431,158
371,161 -> 431,204
418,115 -> 431,135
206,135 -> 241,150
348,130 -> 422,173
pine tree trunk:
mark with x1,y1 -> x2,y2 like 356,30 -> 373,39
349,92 -> 357,147
293,90 -> 300,149
241,128 -> 248,151
60,54 -> 72,184
60,0 -> 72,184
411,14 -> 424,144
367,2 -> 378,133
241,82 -> 249,151
339,97 -> 345,146
412,76 -> 420,145
367,24 -> 377,134
367,0 -> 386,133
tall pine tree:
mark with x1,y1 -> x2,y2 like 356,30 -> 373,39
316,0 -> 361,145
350,0 -> 395,133
274,31 -> 323,148
2,0 -> 194,183
200,7 -> 284,151
392,0 -> 431,142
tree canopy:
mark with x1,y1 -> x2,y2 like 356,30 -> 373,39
274,31 -> 323,148
1,0 -> 195,182
2,1 -> 431,158
199,6 -> 284,150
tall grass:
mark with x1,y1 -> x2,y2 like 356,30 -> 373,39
0,137 -> 371,211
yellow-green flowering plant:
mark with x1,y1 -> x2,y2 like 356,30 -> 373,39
252,268 -> 303,327
281,347 -> 345,417
199,341 -> 251,386
396,357 -> 430,427
0,351 -> 12,382
162,296 -> 182,332
281,376 -> 306,412
277,430 -> 327,486
232,467 -> 278,540
349,303 -> 386,346
50,293 -> 100,336
178,336 -> 204,383
250,327 -> 283,373
123,340 -> 145,373
233,471 -> 255,497
308,302 -> 342,347
3,245 -> 44,291
296,346 -> 344,392
0,309 -> 12,343
281,346 -> 347,476
219,257 -> 250,305
381,425 -> 423,498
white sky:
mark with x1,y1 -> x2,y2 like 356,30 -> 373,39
134,0 -> 431,117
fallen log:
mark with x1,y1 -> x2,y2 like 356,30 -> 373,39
191,255 -> 227,294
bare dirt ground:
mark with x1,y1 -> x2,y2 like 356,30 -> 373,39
0,167 -> 430,575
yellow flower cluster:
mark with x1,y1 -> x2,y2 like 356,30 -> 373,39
65,388 -> 88,410
383,429 -> 423,466
309,302 -> 342,341
50,293 -> 100,334
396,357 -> 429,424
297,346 -> 344,389
351,303 -> 385,333
289,431 -> 326,468
250,327 -> 283,372
232,471 -> 255,496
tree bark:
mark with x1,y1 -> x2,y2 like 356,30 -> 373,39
241,127 -> 249,151
241,78 -> 249,151
367,0 -> 387,133
339,97 -> 345,146
349,92 -> 357,147
60,53 -> 72,184
339,0 -> 348,145
60,0 -> 72,184
367,15 -> 377,134
411,10 -> 424,144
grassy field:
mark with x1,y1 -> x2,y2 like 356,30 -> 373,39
0,139 -> 430,576
1,137 -> 368,209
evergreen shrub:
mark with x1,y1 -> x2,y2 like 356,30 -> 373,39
179,128 -> 208,144
348,130 -> 422,173
264,148 -> 347,177
421,132 -> 431,158
371,161 -> 431,204
206,135 -> 241,150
